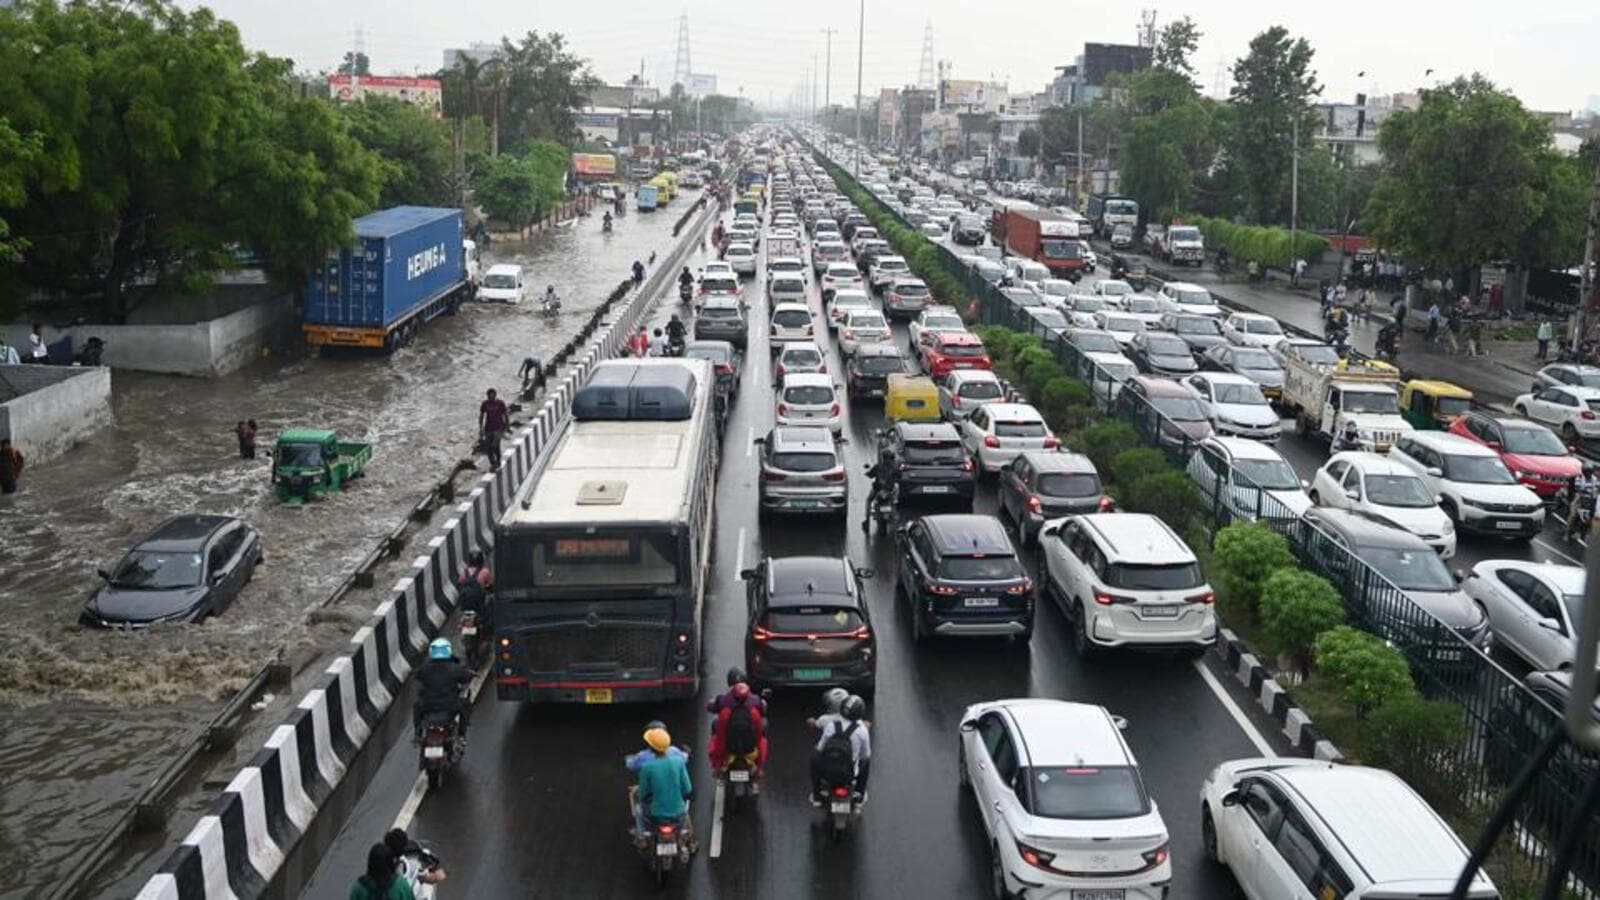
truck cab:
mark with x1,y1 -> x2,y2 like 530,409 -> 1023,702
1285,358 -> 1412,452
1164,225 -> 1205,266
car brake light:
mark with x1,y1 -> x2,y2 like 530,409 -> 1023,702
1187,590 -> 1216,605
1015,840 -> 1056,872
716,364 -> 733,375
830,403 -> 841,416
984,434 -> 1001,448
777,403 -> 788,416
952,395 -> 962,407
752,625 -> 773,641
832,786 -> 851,798
1041,435 -> 1059,449
1584,410 -> 1596,421
1099,495 -> 1116,512
659,824 -> 677,836
926,582 -> 958,595
1027,496 -> 1042,513
843,330 -> 854,340
1006,580 -> 1031,594
1095,590 -> 1135,605
962,459 -> 974,472
822,469 -> 846,481
1141,843 -> 1170,870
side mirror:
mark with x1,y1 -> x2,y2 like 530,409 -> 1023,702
1300,479 -> 1311,490
958,719 -> 978,733
1436,494 -> 1445,504
97,568 -> 112,581
1453,568 -> 1466,583
1426,467 -> 1444,478
739,568 -> 757,581
857,567 -> 876,579
1112,715 -> 1129,731
1488,441 -> 1502,451
1220,789 -> 1241,808
752,436 -> 766,446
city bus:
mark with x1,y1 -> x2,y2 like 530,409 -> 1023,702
493,358 -> 717,704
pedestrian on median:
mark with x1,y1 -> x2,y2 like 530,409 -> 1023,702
1333,281 -> 1347,307
1426,301 -> 1442,343
27,323 -> 48,363
348,842 -> 414,900
649,327 -> 668,357
235,420 -> 258,460
1536,320 -> 1553,360
0,438 -> 23,495
627,325 -> 650,358
478,388 -> 510,473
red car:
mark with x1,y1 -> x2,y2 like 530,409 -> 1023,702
921,332 -> 992,379
1448,411 -> 1581,498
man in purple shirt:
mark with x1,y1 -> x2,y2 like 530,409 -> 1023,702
478,388 -> 510,471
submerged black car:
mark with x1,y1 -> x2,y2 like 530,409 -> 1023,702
742,556 -> 876,691
80,515 -> 263,628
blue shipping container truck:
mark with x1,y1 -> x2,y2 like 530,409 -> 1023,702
303,206 -> 474,350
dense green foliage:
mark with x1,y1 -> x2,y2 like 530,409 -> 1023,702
471,141 -> 569,230
339,97 -> 458,208
1259,569 -> 1346,673
1314,626 -> 1415,716
1227,26 -> 1322,226
1189,215 -> 1330,268
1210,522 -> 1295,621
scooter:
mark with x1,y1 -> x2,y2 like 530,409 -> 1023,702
1565,488 -> 1596,542
720,754 -> 760,812
397,842 -> 443,900
418,709 -> 465,789
459,608 -> 489,670
667,335 -> 686,357
820,779 -> 860,841
679,281 -> 693,304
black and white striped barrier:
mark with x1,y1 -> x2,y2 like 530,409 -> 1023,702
1214,627 -> 1343,761
136,203 -> 719,900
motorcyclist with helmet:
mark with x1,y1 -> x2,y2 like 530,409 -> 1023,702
456,550 -> 494,647
862,448 -> 899,531
666,314 -> 687,355
1565,462 -> 1598,541
413,638 -> 472,741
706,668 -> 769,783
678,266 -> 695,294
807,693 -> 871,805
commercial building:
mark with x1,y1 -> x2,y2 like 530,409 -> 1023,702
1313,94 -> 1397,166
1050,43 -> 1151,106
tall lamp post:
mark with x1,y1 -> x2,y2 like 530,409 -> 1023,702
854,0 -> 864,177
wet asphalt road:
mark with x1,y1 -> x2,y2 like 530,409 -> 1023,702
302,201 -> 1280,900
0,199 -> 689,898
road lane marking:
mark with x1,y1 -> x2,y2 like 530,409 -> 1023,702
392,772 -> 429,831
746,425 -> 755,457
709,781 -> 726,858
1192,658 -> 1278,759
733,527 -> 746,581
1532,537 -> 1583,564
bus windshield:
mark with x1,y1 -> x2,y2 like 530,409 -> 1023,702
501,529 -> 681,596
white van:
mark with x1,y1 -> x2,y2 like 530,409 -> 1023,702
479,263 -> 525,304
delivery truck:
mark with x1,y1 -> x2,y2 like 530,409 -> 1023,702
1086,194 -> 1140,239
1002,208 -> 1087,278
302,206 -> 474,352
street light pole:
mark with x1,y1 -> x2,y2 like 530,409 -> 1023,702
1289,118 -> 1300,276
854,0 -> 864,177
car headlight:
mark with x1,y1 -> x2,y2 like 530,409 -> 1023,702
1442,519 -> 1456,534
1460,497 -> 1485,510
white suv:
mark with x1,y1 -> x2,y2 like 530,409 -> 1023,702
1156,281 -> 1222,317
1038,513 -> 1217,655
1388,432 -> 1545,539
1201,758 -> 1496,900
960,699 -> 1171,900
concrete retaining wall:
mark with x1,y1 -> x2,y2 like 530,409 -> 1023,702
5,294 -> 293,378
132,202 -> 717,900
0,364 -> 113,464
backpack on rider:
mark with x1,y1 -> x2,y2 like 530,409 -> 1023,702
816,721 -> 858,786
723,701 -> 759,757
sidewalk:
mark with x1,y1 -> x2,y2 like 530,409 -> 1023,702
1140,261 -> 1540,406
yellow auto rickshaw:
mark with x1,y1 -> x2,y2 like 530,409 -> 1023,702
1401,380 -> 1474,430
886,374 -> 942,423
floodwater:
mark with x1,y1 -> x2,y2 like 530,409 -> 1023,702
0,198 -> 697,896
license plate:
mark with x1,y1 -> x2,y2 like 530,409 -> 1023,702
1071,891 -> 1125,900
1495,520 -> 1523,531
920,485 -> 953,493
461,626 -> 477,636
423,746 -> 445,759
585,688 -> 613,704
964,596 -> 999,608
728,769 -> 751,783
789,500 -> 820,509
1142,605 -> 1180,618
867,389 -> 884,397
655,841 -> 678,857
792,668 -> 833,680
830,800 -> 853,814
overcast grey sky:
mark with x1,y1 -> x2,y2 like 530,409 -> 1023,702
182,0 -> 1597,112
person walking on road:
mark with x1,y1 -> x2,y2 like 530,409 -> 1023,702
1536,320 -> 1553,360
1426,301 -> 1442,343
478,388 -> 510,473
348,843 -> 414,900
1445,305 -> 1463,355
1291,257 -> 1306,288
1465,319 -> 1483,358
27,324 -> 48,364
0,438 -> 23,495
235,420 -> 258,460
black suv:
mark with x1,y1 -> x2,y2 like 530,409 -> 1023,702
894,514 -> 1032,642
741,556 -> 876,691
878,422 -> 976,505
81,514 -> 263,627
846,343 -> 908,400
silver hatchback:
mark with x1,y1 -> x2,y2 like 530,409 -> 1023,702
756,426 -> 848,517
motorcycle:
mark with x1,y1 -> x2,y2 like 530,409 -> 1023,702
397,841 -> 443,900
644,818 -> 688,885
602,215 -> 614,233
720,754 -> 760,812
541,296 -> 562,319
679,281 -> 693,304
418,710 -> 465,789
459,608 -> 489,670
1214,254 -> 1230,276
863,478 -> 896,532
667,334 -> 686,357
821,780 -> 860,841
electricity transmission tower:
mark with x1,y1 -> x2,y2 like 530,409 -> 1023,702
673,15 -> 691,88
917,22 -> 936,91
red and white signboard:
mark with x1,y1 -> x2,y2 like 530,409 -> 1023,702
328,75 -> 443,118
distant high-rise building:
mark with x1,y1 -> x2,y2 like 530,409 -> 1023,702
1050,43 -> 1151,105
1586,95 -> 1600,115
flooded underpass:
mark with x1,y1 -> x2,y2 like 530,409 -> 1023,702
0,198 -> 700,896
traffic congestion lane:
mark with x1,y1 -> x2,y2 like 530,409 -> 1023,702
311,200 -> 1267,898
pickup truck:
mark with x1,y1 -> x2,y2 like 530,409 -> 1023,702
1163,225 -> 1205,266
1281,353 -> 1412,452
272,428 -> 372,504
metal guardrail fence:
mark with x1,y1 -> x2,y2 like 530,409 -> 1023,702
815,150 -> 1600,895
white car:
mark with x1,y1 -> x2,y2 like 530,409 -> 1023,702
820,262 -> 864,298
1118,295 -> 1165,329
768,302 -> 815,348
1185,373 -> 1281,442
1037,278 -> 1077,305
1309,451 -> 1455,558
767,273 -> 807,306
826,288 -> 875,332
1094,279 -> 1133,301
1006,259 -> 1051,290
1156,281 -> 1222,317
766,256 -> 807,279
908,306 -> 966,351
1038,513 -> 1216,653
868,255 -> 911,292
1201,759 -> 1496,900
1186,435 -> 1311,522
959,402 -> 1058,472
1531,362 -> 1600,393
959,699 -> 1171,900
1388,433 -> 1545,539
937,369 -> 1004,420
772,341 -> 827,384
917,221 -> 944,239
1083,350 -> 1137,403
725,242 -> 758,277
1463,560 -> 1588,670
1221,312 -> 1286,349
837,308 -> 891,357
478,263 -> 525,304
811,240 -> 849,272
774,372 -> 842,434
1513,385 -> 1600,442
1076,241 -> 1097,270
701,261 -> 735,279
1092,311 -> 1146,350
1063,294 -> 1108,327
